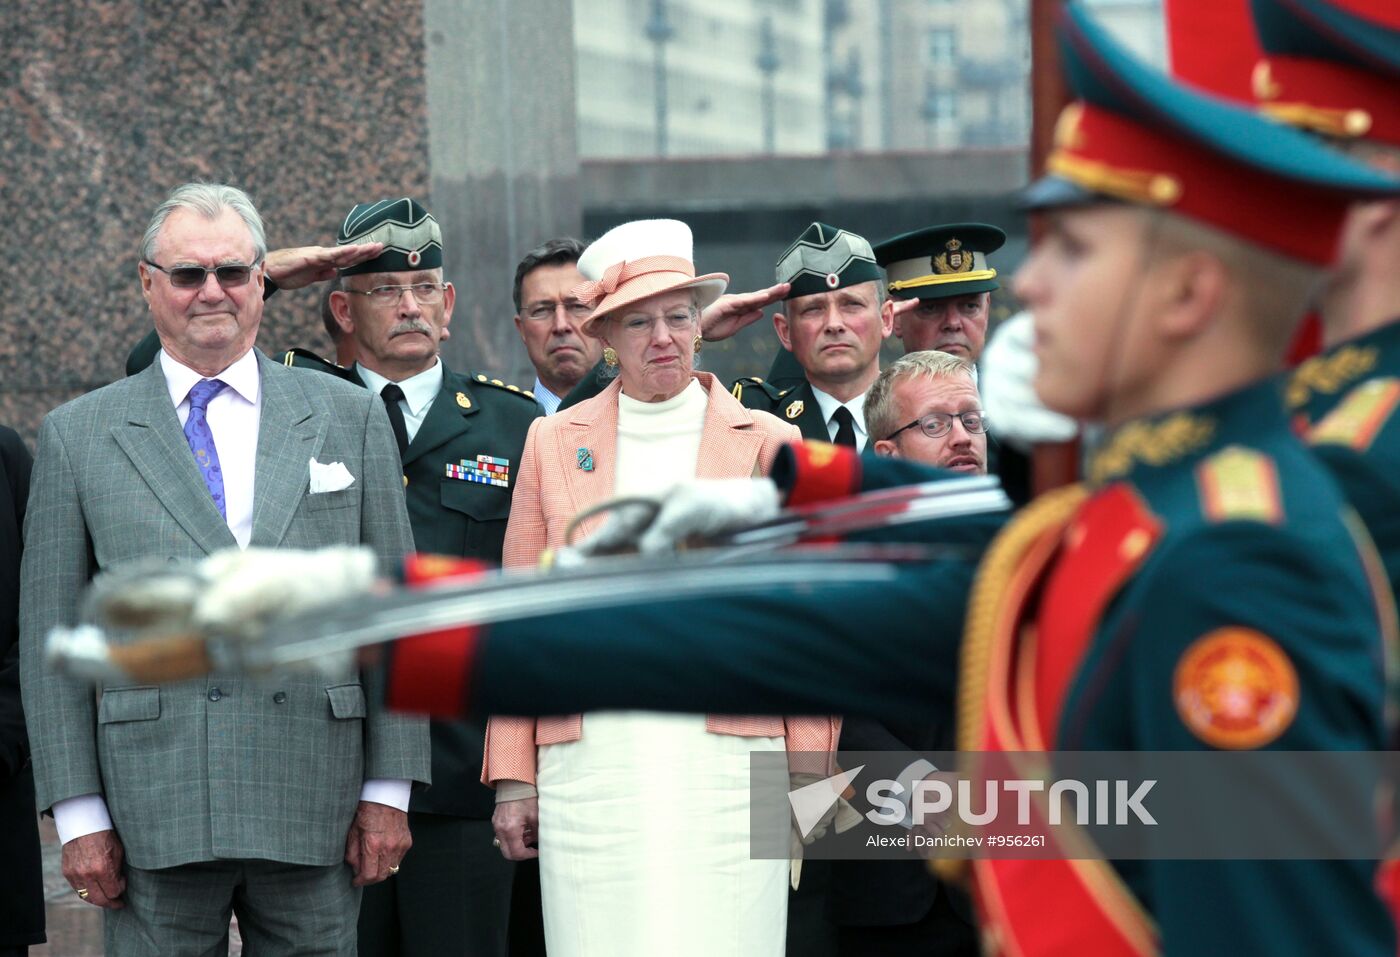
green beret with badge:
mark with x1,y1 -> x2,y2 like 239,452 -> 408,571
337,198 -> 442,275
873,223 -> 1006,301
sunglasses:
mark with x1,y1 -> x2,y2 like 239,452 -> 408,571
143,258 -> 261,289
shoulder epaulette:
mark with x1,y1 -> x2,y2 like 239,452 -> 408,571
281,348 -> 356,382
472,373 -> 536,402
1309,378 -> 1400,453
732,376 -> 792,404
1194,445 -> 1283,525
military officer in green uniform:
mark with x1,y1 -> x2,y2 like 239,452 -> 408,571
873,223 -> 1005,363
370,5 -> 1400,954
322,198 -> 541,957
733,223 -> 892,451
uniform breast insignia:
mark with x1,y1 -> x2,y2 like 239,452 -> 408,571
1173,627 -> 1299,749
577,447 -> 595,472
1308,378 -> 1400,453
446,454 -> 510,488
1195,446 -> 1282,525
1285,345 -> 1379,410
1088,413 -> 1215,484
785,399 -> 805,420
456,391 -> 472,409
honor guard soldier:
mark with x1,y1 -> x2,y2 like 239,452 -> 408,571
320,198 -> 541,957
373,5 -> 1400,955
732,223 -> 892,450
1249,0 -> 1400,922
1256,0 -> 1400,590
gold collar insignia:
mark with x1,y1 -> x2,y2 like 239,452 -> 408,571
1286,345 -> 1379,410
1089,413 -> 1216,484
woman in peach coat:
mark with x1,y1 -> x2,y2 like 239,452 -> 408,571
483,219 -> 839,957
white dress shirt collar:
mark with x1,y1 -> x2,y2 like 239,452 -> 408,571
809,384 -> 869,451
356,360 -> 444,418
159,347 -> 261,407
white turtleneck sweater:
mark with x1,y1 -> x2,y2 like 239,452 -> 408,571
614,378 -> 709,497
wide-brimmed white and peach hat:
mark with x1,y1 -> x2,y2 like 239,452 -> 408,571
573,219 -> 728,337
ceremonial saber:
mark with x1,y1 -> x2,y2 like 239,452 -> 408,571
45,476 -> 1010,684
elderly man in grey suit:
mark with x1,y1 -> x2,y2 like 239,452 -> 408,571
19,182 -> 430,955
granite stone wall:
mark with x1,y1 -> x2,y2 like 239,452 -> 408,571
1,0 -> 431,444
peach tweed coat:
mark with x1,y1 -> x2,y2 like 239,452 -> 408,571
481,371 -> 841,787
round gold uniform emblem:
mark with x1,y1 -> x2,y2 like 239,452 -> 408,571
1173,627 -> 1299,749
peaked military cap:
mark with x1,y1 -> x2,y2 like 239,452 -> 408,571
873,224 -> 1006,301
1250,0 -> 1400,146
337,198 -> 442,276
1022,2 -> 1400,264
775,222 -> 882,300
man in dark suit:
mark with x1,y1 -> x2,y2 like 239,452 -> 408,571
325,198 -> 541,957
0,426 -> 41,956
20,181 -> 429,954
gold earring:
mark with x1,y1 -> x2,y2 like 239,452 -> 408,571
693,335 -> 703,355
603,346 -> 619,367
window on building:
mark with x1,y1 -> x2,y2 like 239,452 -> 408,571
928,27 -> 956,66
931,91 -> 957,127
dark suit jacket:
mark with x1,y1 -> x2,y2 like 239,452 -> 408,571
0,427 -> 42,947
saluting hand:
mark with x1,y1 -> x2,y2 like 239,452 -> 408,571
699,282 -> 791,342
264,243 -> 386,290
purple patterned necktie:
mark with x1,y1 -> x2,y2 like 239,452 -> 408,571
184,378 -> 228,519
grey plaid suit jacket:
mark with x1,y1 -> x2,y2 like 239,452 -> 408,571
19,350 -> 430,869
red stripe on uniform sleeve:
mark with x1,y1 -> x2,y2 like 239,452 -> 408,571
384,553 -> 493,717
785,440 -> 862,507
385,625 -> 480,719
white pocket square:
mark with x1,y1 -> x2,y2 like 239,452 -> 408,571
309,458 -> 356,494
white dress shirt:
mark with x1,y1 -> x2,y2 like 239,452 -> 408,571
532,377 -> 563,417
810,385 -> 869,452
356,360 -> 444,445
53,349 -> 409,846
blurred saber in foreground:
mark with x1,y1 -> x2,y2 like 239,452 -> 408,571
46,475 -> 1009,684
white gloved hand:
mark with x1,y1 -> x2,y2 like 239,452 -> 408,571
566,478 -> 782,560
634,478 -> 781,554
980,311 -> 1078,452
191,546 -> 379,642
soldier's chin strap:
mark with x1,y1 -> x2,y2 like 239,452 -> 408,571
1084,205 -> 1170,429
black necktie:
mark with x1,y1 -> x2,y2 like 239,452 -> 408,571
380,383 -> 409,458
831,406 -> 857,448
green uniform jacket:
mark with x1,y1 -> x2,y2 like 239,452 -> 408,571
1049,379 -> 1392,956
388,380 -> 1392,955
1288,318 -> 1400,598
309,354 -> 541,818
732,376 -> 829,442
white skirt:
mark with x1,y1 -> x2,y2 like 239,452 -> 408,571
536,712 -> 788,957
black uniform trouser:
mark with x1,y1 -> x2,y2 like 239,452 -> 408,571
358,813 -> 515,957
